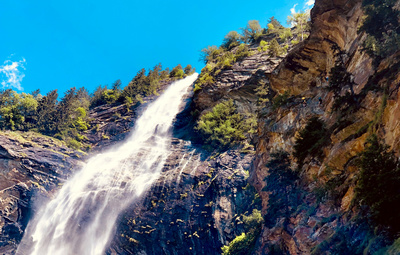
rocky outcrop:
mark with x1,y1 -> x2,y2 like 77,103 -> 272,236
193,48 -> 286,115
250,0 -> 400,254
0,132 -> 84,254
85,80 -> 176,150
269,0 -> 366,95
108,140 -> 258,255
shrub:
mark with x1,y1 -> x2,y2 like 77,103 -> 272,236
222,31 -> 242,50
67,139 -> 81,150
257,40 -> 269,52
268,39 -> 282,57
271,91 -> 289,109
196,100 -> 256,150
101,89 -> 119,104
293,117 -> 329,167
235,44 -> 251,61
355,135 -> 400,235
221,209 -> 263,255
241,20 -> 262,43
359,0 -> 400,63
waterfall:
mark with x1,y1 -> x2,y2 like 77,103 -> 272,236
17,74 -> 199,255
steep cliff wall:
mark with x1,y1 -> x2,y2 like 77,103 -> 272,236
0,132 -> 84,254
3,0 -> 400,254
251,0 -> 400,254
190,0 -> 400,253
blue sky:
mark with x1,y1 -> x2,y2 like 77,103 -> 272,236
0,0 -> 314,96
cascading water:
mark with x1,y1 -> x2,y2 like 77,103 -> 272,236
17,74 -> 199,255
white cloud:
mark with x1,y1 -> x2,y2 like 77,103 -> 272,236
0,57 -> 26,91
305,0 -> 315,7
291,4 -> 298,14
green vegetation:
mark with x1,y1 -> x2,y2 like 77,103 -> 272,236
255,80 -> 271,104
221,209 -> 263,255
266,17 -> 284,34
355,135 -> 400,235
196,100 -> 256,151
195,44 -> 251,91
268,39 -> 284,57
293,117 -> 329,167
257,40 -> 269,52
287,10 -> 310,41
329,55 -> 358,113
196,11 -> 311,92
271,91 -> 289,109
359,0 -> 400,63
241,20 -> 262,43
0,62 -> 190,149
222,31 -> 242,50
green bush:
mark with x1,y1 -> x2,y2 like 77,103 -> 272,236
170,64 -> 185,79
101,89 -> 119,104
268,39 -> 282,57
355,135 -> 400,235
221,209 -> 263,255
67,138 -> 81,150
257,40 -> 269,52
234,44 -> 251,61
359,0 -> 400,63
272,91 -> 289,109
196,100 -> 256,150
293,117 -> 329,167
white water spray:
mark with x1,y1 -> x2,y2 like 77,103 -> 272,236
17,74 -> 198,255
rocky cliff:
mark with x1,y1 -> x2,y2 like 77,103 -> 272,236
0,132 -> 85,254
191,0 -> 400,253
2,0 -> 400,254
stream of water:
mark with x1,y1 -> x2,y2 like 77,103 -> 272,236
17,74 -> 198,255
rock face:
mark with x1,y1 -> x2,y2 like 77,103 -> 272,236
108,140 -> 257,255
249,0 -> 400,254
3,0 -> 400,254
269,0 -> 366,95
193,47 -> 285,115
0,132 -> 85,254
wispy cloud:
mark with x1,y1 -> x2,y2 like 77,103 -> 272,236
291,4 -> 298,14
0,56 -> 26,91
305,0 -> 315,7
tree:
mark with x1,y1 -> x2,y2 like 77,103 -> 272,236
30,89 -> 41,99
222,31 -> 241,49
287,11 -> 310,41
56,87 -> 78,133
36,89 -> 59,135
170,64 -> 184,79
241,20 -> 262,43
0,90 -> 38,130
279,28 -> 293,44
112,79 -> 122,92
90,85 -> 108,108
355,135 -> 400,235
183,64 -> 195,75
160,67 -> 170,79
359,0 -> 400,62
266,16 -> 283,34
122,68 -> 148,100
268,39 -> 282,57
200,45 -> 219,64
293,117 -> 329,167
